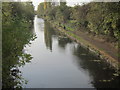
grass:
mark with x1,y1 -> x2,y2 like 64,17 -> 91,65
62,28 -> 119,70
49,20 -> 120,70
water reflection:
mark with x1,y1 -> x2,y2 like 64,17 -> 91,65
9,16 -> 120,88
44,22 -> 54,51
58,36 -> 72,49
73,45 -> 120,88
44,21 -> 72,50
44,21 -> 120,88
2,19 -> 35,88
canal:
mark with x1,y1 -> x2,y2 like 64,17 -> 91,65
19,16 -> 119,88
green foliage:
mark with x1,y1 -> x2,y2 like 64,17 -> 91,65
56,1 -> 70,23
37,2 -> 120,42
47,6 -> 57,20
86,2 -> 120,40
2,2 -> 34,24
60,1 -> 66,6
2,2 -> 35,88
37,2 -> 44,17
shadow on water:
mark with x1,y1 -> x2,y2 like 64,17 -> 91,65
2,19 -> 36,88
73,45 -> 120,88
44,21 -> 120,88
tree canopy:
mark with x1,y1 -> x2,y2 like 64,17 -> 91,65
37,2 -> 120,42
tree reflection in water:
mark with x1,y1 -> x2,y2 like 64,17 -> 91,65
44,21 -> 72,51
73,45 -> 120,88
44,22 -> 54,52
44,21 -> 120,88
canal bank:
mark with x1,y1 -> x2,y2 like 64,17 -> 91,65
19,16 -> 120,88
44,19 -> 119,71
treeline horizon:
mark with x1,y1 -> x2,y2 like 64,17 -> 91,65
37,2 -> 120,45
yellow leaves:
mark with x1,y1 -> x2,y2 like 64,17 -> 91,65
113,73 -> 119,77
112,24 -> 116,29
91,60 -> 101,62
4,12 -> 10,17
80,53 -> 86,56
99,79 -> 111,82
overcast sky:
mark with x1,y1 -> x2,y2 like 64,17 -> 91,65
7,0 -> 120,10
17,0 -> 92,10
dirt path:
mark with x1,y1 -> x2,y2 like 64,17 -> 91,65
74,30 -> 119,62
50,21 -> 119,69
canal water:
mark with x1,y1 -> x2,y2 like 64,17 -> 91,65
19,16 -> 119,88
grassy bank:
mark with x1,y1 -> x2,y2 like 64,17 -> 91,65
37,2 -> 120,70
47,20 -> 119,70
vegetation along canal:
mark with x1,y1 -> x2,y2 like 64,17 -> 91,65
2,1 -> 120,89
18,16 -> 119,88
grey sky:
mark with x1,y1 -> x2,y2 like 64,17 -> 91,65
2,0 -> 120,10
16,0 -> 92,10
